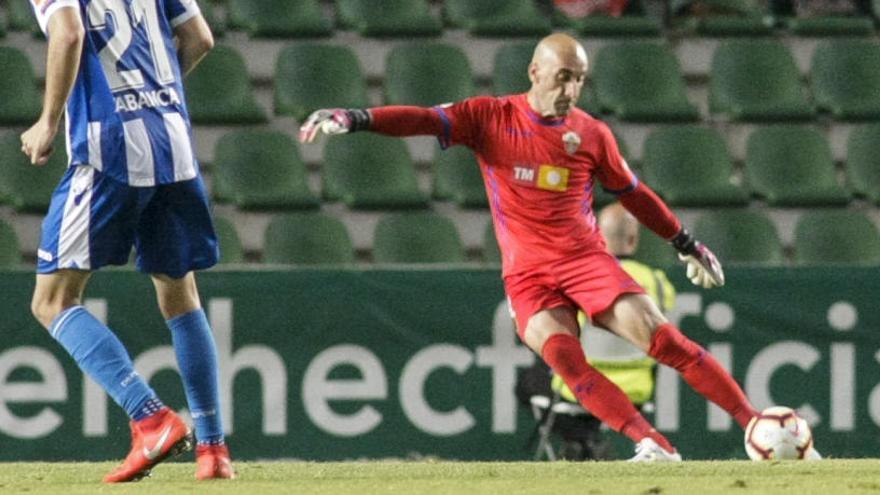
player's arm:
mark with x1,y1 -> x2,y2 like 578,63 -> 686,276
20,6 -> 83,166
298,106 -> 445,143
298,97 -> 493,147
174,13 -> 214,76
596,126 -> 724,288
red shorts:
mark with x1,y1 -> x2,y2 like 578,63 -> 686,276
504,250 -> 645,339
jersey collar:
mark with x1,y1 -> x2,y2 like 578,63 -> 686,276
517,94 -> 567,127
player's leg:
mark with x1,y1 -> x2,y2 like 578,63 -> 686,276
508,271 -> 678,461
32,270 -> 161,419
594,293 -> 757,428
34,165 -> 190,483
151,272 -> 232,479
139,176 -> 232,480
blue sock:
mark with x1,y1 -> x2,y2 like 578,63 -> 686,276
167,308 -> 224,445
50,306 -> 160,421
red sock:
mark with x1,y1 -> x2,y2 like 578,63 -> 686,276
649,323 -> 757,428
542,333 -> 674,452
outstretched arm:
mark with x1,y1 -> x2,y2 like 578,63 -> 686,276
20,6 -> 83,166
298,106 -> 445,143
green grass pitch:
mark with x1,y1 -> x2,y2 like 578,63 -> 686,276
1,460 -> 879,494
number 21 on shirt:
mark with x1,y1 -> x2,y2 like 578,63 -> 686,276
87,0 -> 175,92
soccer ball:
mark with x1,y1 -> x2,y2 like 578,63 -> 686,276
744,406 -> 814,461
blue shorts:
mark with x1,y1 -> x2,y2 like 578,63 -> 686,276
37,165 -> 219,278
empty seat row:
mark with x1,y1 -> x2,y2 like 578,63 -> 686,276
213,39 -> 880,124
5,0 -> 880,40
642,125 -> 861,207
546,209 -> 880,267
5,36 -> 880,125
2,207 -> 878,268
211,130 -> 474,211
209,125 -> 880,210
2,123 -> 878,215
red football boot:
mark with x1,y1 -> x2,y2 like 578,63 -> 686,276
103,408 -> 193,483
195,444 -> 235,480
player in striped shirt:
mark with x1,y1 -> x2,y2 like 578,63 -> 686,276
300,33 -> 759,461
21,0 -> 232,482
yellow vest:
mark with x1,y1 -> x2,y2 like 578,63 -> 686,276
552,259 -> 676,405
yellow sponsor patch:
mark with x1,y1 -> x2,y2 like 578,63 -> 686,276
536,164 -> 569,192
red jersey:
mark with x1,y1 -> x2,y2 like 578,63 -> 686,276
434,94 -> 638,277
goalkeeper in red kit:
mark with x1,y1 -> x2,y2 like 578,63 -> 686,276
299,32 -> 757,461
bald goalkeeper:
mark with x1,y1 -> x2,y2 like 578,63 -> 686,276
299,33 -> 757,461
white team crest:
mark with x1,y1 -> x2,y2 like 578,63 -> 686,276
562,131 -> 581,154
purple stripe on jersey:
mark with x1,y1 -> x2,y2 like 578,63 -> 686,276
485,165 -> 512,256
581,180 -> 597,232
604,175 -> 640,195
432,106 -> 452,149
523,109 -> 566,127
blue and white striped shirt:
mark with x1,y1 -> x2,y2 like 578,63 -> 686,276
31,0 -> 201,186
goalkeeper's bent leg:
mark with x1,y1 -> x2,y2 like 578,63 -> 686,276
542,333 -> 675,452
649,323 -> 757,428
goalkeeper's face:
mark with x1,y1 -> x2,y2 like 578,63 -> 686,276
528,37 -> 588,117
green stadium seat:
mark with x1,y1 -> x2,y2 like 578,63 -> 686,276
774,0 -> 875,36
263,213 -> 355,265
632,226 -> 677,269
373,212 -> 465,263
226,0 -> 331,38
710,40 -> 815,122
794,210 -> 880,264
846,124 -> 880,204
641,126 -> 748,206
785,16 -> 874,36
335,0 -> 442,37
577,15 -> 663,37
432,145 -> 487,209
184,45 -> 267,124
384,42 -> 475,107
695,210 -> 784,264
0,219 -> 20,269
745,126 -> 850,206
811,39 -> 880,121
671,0 -> 774,36
274,44 -> 369,122
0,47 -> 41,125
323,133 -> 428,210
443,0 -> 552,36
7,0 -> 39,33
0,132 -> 66,212
213,216 -> 245,264
592,42 -> 699,122
212,129 -> 319,210
493,41 -> 538,95
484,220 -> 501,264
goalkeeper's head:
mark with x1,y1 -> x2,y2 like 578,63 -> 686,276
527,32 -> 588,118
